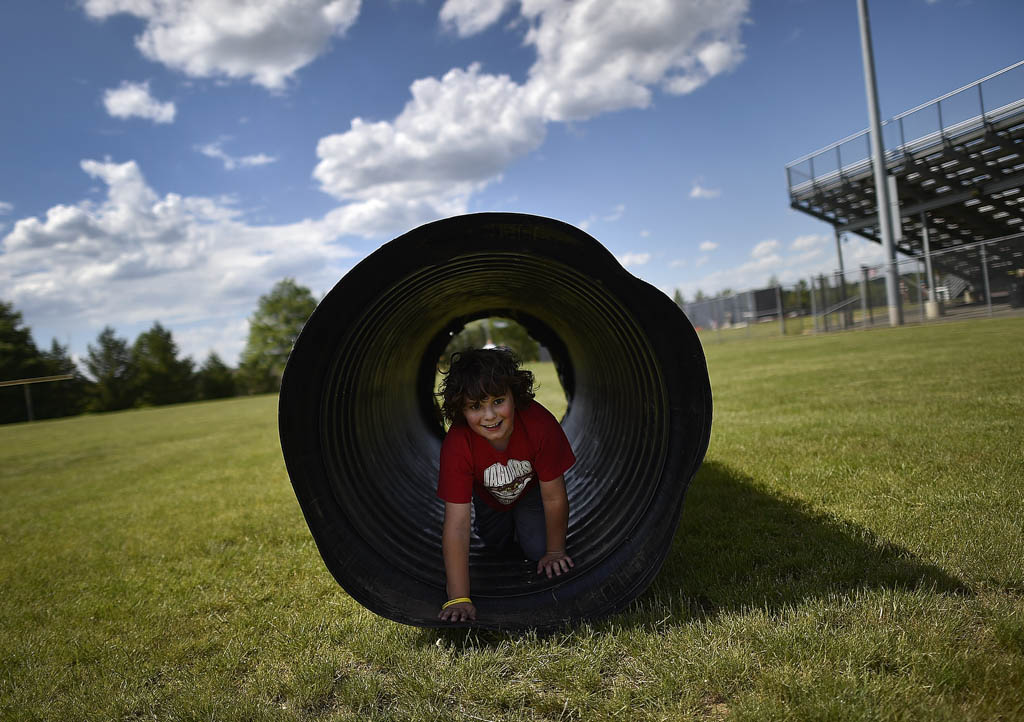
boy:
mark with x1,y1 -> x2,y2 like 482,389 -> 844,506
436,347 -> 576,623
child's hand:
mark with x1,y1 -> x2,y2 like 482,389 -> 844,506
438,601 -> 476,622
537,551 -> 574,578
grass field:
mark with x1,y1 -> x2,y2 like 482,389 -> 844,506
2,318 -> 1022,721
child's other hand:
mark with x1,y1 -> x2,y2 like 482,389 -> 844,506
438,601 -> 476,623
537,551 -> 574,578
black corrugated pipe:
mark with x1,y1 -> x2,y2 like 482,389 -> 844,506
279,213 -> 712,630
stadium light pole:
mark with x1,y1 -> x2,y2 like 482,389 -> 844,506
857,0 -> 903,326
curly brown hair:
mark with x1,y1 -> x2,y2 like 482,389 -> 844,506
438,347 -> 535,425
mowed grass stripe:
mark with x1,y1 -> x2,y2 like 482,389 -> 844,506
1,318 -> 1022,721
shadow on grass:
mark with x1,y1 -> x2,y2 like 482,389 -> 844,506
645,460 -> 969,622
416,460 -> 968,646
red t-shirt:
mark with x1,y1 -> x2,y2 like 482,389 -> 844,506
437,400 -> 575,511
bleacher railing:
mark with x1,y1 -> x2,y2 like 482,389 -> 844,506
785,60 -> 1024,195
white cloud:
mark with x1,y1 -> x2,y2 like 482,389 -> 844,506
519,0 -> 748,122
309,1 -> 749,235
198,140 -> 278,170
174,318 -> 252,365
640,229 -> 650,238
440,0 -> 516,37
790,248 -> 823,265
103,81 -> 176,123
670,258 -> 686,268
751,239 -> 779,259
0,201 -> 12,214
618,252 -> 651,268
83,0 -> 362,90
699,240 -> 718,252
1,159 -> 357,362
64,0 -> 754,320
579,203 -> 626,231
684,252 -> 782,297
791,233 -> 826,250
604,204 -> 626,222
85,1 -> 748,237
680,230 -> 870,300
690,183 -> 721,199
314,63 -> 546,234
848,236 -> 887,266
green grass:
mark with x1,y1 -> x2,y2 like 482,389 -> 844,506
2,318 -> 1023,721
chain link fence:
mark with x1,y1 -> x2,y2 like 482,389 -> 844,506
682,234 -> 1024,342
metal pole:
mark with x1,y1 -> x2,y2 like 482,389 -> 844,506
920,211 -> 942,319
820,274 -> 831,332
834,270 -> 846,329
834,227 -> 851,327
981,243 -> 993,317
887,174 -> 906,325
860,265 -> 871,328
776,285 -> 786,336
921,260 -> 929,321
23,384 -> 35,422
810,276 -> 820,332
920,212 -> 936,295
857,0 -> 903,327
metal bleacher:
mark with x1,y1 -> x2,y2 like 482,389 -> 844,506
786,60 -> 1024,296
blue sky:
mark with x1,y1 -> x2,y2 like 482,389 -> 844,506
2,0 -> 1022,366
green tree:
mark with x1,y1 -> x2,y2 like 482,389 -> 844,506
86,327 -> 136,412
34,339 -> 91,419
1,301 -> 48,423
672,289 -> 685,308
694,289 -> 707,302
132,322 -> 195,406
0,302 -> 93,423
490,318 -> 540,361
0,301 -> 43,379
238,278 -> 317,394
197,352 -> 236,400
441,317 -> 540,363
786,279 -> 810,314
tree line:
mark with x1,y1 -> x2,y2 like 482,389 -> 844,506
671,278 -> 815,315
1,279 -> 317,425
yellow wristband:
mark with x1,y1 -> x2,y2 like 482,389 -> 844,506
441,597 -> 472,610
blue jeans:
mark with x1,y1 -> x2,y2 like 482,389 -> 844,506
473,482 -> 547,561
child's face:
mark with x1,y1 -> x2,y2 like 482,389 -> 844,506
462,389 -> 515,447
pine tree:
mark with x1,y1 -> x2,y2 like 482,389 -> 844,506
197,352 -> 236,400
0,302 -> 48,423
85,327 -> 136,411
34,339 -> 91,418
132,322 -> 196,406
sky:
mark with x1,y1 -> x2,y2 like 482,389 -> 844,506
2,0 -> 1022,368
